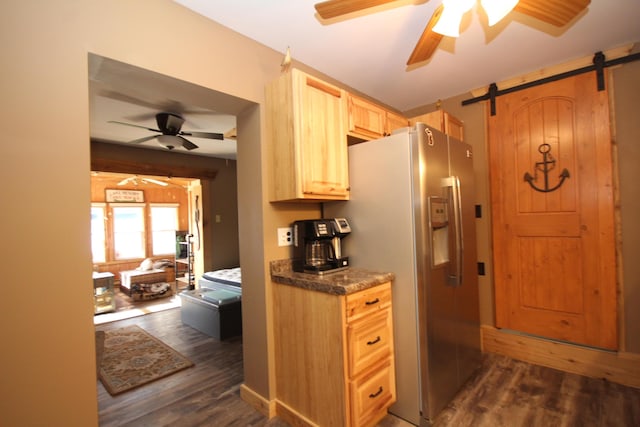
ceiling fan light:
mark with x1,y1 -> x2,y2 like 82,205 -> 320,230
481,0 -> 519,26
157,135 -> 180,150
432,9 -> 463,37
432,0 -> 475,37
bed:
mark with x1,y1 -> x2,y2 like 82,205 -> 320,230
119,268 -> 173,301
199,267 -> 242,292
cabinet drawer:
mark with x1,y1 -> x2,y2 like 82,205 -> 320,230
348,309 -> 393,376
350,358 -> 396,427
345,282 -> 391,322
94,293 -> 114,305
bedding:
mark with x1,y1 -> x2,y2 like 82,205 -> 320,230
119,269 -> 172,300
202,267 -> 242,287
199,267 -> 242,292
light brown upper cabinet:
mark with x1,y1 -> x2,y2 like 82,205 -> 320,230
410,110 -> 464,141
267,68 -> 350,202
347,94 -> 409,141
385,110 -> 411,135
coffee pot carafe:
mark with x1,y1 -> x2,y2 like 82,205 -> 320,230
292,218 -> 351,274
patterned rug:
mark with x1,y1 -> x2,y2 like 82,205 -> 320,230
97,325 -> 194,395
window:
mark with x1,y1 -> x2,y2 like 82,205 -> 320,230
112,204 -> 146,260
150,204 -> 179,256
90,199 -> 182,264
90,204 -> 106,263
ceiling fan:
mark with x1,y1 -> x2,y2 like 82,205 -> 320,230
109,112 -> 224,151
314,0 -> 590,65
117,175 -> 168,187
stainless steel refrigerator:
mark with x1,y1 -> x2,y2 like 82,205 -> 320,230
324,123 -> 481,426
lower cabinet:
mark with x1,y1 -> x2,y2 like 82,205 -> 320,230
273,281 -> 396,427
93,272 -> 115,314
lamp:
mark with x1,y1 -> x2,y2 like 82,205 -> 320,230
481,0 -> 519,26
432,0 -> 475,37
432,0 -> 519,37
157,135 -> 180,150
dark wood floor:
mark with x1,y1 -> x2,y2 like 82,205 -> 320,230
433,352 -> 640,427
96,307 -> 275,426
96,308 -> 640,426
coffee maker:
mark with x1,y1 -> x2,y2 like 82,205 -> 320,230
292,218 -> 351,274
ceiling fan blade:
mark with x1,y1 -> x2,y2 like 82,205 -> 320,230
514,0 -> 590,27
108,120 -> 161,133
315,0 -> 399,19
128,135 -> 158,144
99,90 -> 165,112
142,178 -> 168,187
117,177 -> 133,186
224,127 -> 237,140
407,4 -> 445,66
180,130 -> 224,140
178,136 -> 199,151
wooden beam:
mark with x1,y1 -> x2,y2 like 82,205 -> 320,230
91,140 -> 219,180
91,157 -> 217,180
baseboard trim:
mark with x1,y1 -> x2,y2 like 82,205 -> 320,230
238,386 -> 320,426
481,325 -> 640,389
240,384 -> 276,418
275,400 -> 318,427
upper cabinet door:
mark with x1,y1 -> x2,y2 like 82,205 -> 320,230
347,94 -> 386,140
267,68 -> 350,202
347,94 -> 409,141
410,110 -> 464,141
296,73 -> 350,199
385,111 -> 410,135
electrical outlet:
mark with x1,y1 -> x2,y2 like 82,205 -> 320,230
277,227 -> 293,247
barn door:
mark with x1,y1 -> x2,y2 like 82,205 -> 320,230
488,72 -> 617,350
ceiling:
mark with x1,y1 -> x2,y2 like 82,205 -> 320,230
89,55 -> 249,159
174,0 -> 640,112
89,1 -> 640,160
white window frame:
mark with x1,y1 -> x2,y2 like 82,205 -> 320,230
149,203 -> 179,256
90,203 -> 107,263
111,203 -> 146,260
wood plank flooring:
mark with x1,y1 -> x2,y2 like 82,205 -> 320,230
433,352 -> 640,427
96,308 -> 640,426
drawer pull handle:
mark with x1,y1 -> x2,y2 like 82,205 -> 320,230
367,336 -> 381,346
365,298 -> 380,306
369,386 -> 383,398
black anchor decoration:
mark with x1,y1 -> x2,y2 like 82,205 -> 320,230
523,143 -> 570,193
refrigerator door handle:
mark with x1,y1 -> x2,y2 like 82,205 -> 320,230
447,175 -> 464,286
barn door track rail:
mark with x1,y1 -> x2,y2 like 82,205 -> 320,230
462,50 -> 640,115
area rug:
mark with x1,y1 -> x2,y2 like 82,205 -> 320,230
97,325 -> 194,395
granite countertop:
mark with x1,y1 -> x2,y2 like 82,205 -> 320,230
270,259 -> 395,295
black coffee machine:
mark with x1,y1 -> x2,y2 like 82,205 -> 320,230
292,218 -> 351,274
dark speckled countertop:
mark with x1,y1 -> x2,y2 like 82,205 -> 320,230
270,259 -> 395,295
